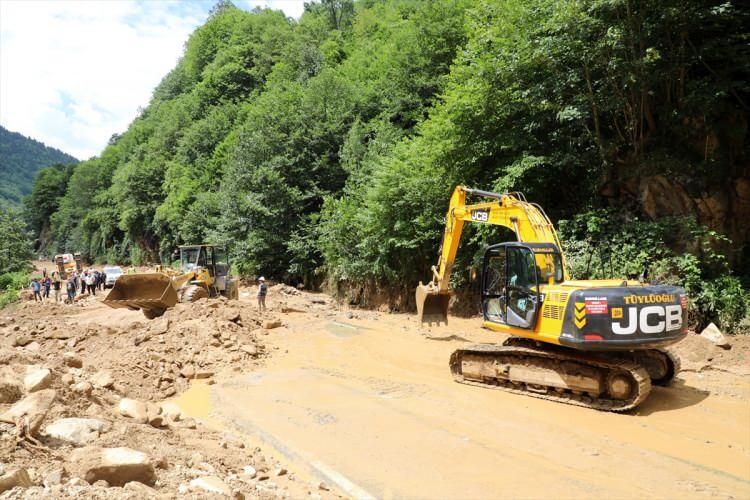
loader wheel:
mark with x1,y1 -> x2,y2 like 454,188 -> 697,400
182,285 -> 209,303
143,307 -> 166,320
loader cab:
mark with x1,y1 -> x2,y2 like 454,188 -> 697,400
179,245 -> 230,279
482,242 -> 564,329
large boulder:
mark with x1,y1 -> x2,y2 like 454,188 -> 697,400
24,366 -> 52,393
0,389 -> 56,434
44,418 -> 108,446
700,322 -> 731,348
69,446 -> 156,486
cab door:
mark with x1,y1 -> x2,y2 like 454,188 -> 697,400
482,246 -> 508,324
504,246 -> 541,329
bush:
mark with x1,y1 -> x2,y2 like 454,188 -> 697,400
0,271 -> 30,309
558,210 -> 749,334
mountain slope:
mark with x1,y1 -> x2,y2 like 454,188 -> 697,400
0,126 -> 78,207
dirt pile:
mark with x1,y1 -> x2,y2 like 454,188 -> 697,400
0,294 -> 329,498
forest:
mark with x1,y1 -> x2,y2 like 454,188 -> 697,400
20,0 -> 749,332
0,126 -> 78,207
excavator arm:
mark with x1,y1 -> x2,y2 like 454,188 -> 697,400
416,186 -> 568,323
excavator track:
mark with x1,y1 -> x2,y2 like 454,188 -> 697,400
450,341 -> 651,412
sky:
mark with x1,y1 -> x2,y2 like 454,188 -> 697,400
0,0 -> 306,160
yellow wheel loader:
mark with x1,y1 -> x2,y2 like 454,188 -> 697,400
417,186 -> 686,411
104,244 -> 239,319
54,252 -> 83,279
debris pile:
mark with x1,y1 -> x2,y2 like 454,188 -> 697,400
0,294 -> 324,498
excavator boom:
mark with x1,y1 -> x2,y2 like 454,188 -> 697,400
417,186 -> 566,324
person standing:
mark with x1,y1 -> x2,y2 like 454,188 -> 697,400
257,276 -> 267,311
52,272 -> 62,303
87,271 -> 96,296
66,279 -> 76,303
42,275 -> 51,299
30,279 -> 42,302
71,271 -> 79,293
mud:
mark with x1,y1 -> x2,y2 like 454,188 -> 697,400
2,263 -> 749,499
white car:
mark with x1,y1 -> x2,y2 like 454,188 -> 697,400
103,266 -> 123,288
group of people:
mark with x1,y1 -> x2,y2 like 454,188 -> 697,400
30,268 -> 107,304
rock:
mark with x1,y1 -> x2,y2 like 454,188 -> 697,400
0,389 -> 56,434
317,481 -> 330,491
0,469 -> 33,493
262,320 -> 282,330
119,398 -> 149,424
24,341 -> 41,352
275,467 -> 287,476
195,369 -> 214,379
72,381 -> 93,396
242,465 -> 257,479
159,402 -> 182,422
61,373 -> 74,385
174,417 -> 196,430
63,352 -> 83,368
90,370 -> 114,388
24,366 -> 52,392
189,476 -> 233,496
13,335 -> 32,347
180,364 -> 195,379
133,333 -> 150,346
240,344 -> 258,356
44,418 -> 108,446
124,481 -> 157,495
222,308 -> 241,323
0,368 -> 23,403
69,446 -> 156,487
43,468 -> 64,488
700,323 -> 731,348
146,402 -> 165,428
149,318 -> 170,335
346,311 -> 354,319
189,452 -> 204,467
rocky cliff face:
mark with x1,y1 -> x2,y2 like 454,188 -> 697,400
619,174 -> 750,270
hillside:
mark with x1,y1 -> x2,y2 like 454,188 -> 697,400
27,0 -> 749,333
0,126 -> 78,206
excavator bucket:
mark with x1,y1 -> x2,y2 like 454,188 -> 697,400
416,282 -> 451,325
103,273 -> 178,317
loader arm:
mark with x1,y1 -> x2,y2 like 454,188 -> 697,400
417,186 -> 568,323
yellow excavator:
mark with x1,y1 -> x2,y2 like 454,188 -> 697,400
104,244 -> 238,319
54,253 -> 83,279
417,186 -> 687,411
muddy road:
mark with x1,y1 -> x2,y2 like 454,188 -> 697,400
177,307 -> 750,499
3,274 -> 749,498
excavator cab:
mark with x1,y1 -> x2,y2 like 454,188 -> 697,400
482,243 -> 563,329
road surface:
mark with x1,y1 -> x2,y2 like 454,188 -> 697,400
176,311 -> 750,499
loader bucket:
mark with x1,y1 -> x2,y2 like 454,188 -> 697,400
415,282 -> 451,325
103,273 -> 178,316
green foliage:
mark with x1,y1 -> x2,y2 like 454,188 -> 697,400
0,126 -> 77,207
27,0 -> 748,332
0,208 -> 34,274
0,271 -> 30,309
558,210 -> 749,333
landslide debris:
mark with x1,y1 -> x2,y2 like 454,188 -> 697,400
0,290 -> 335,499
